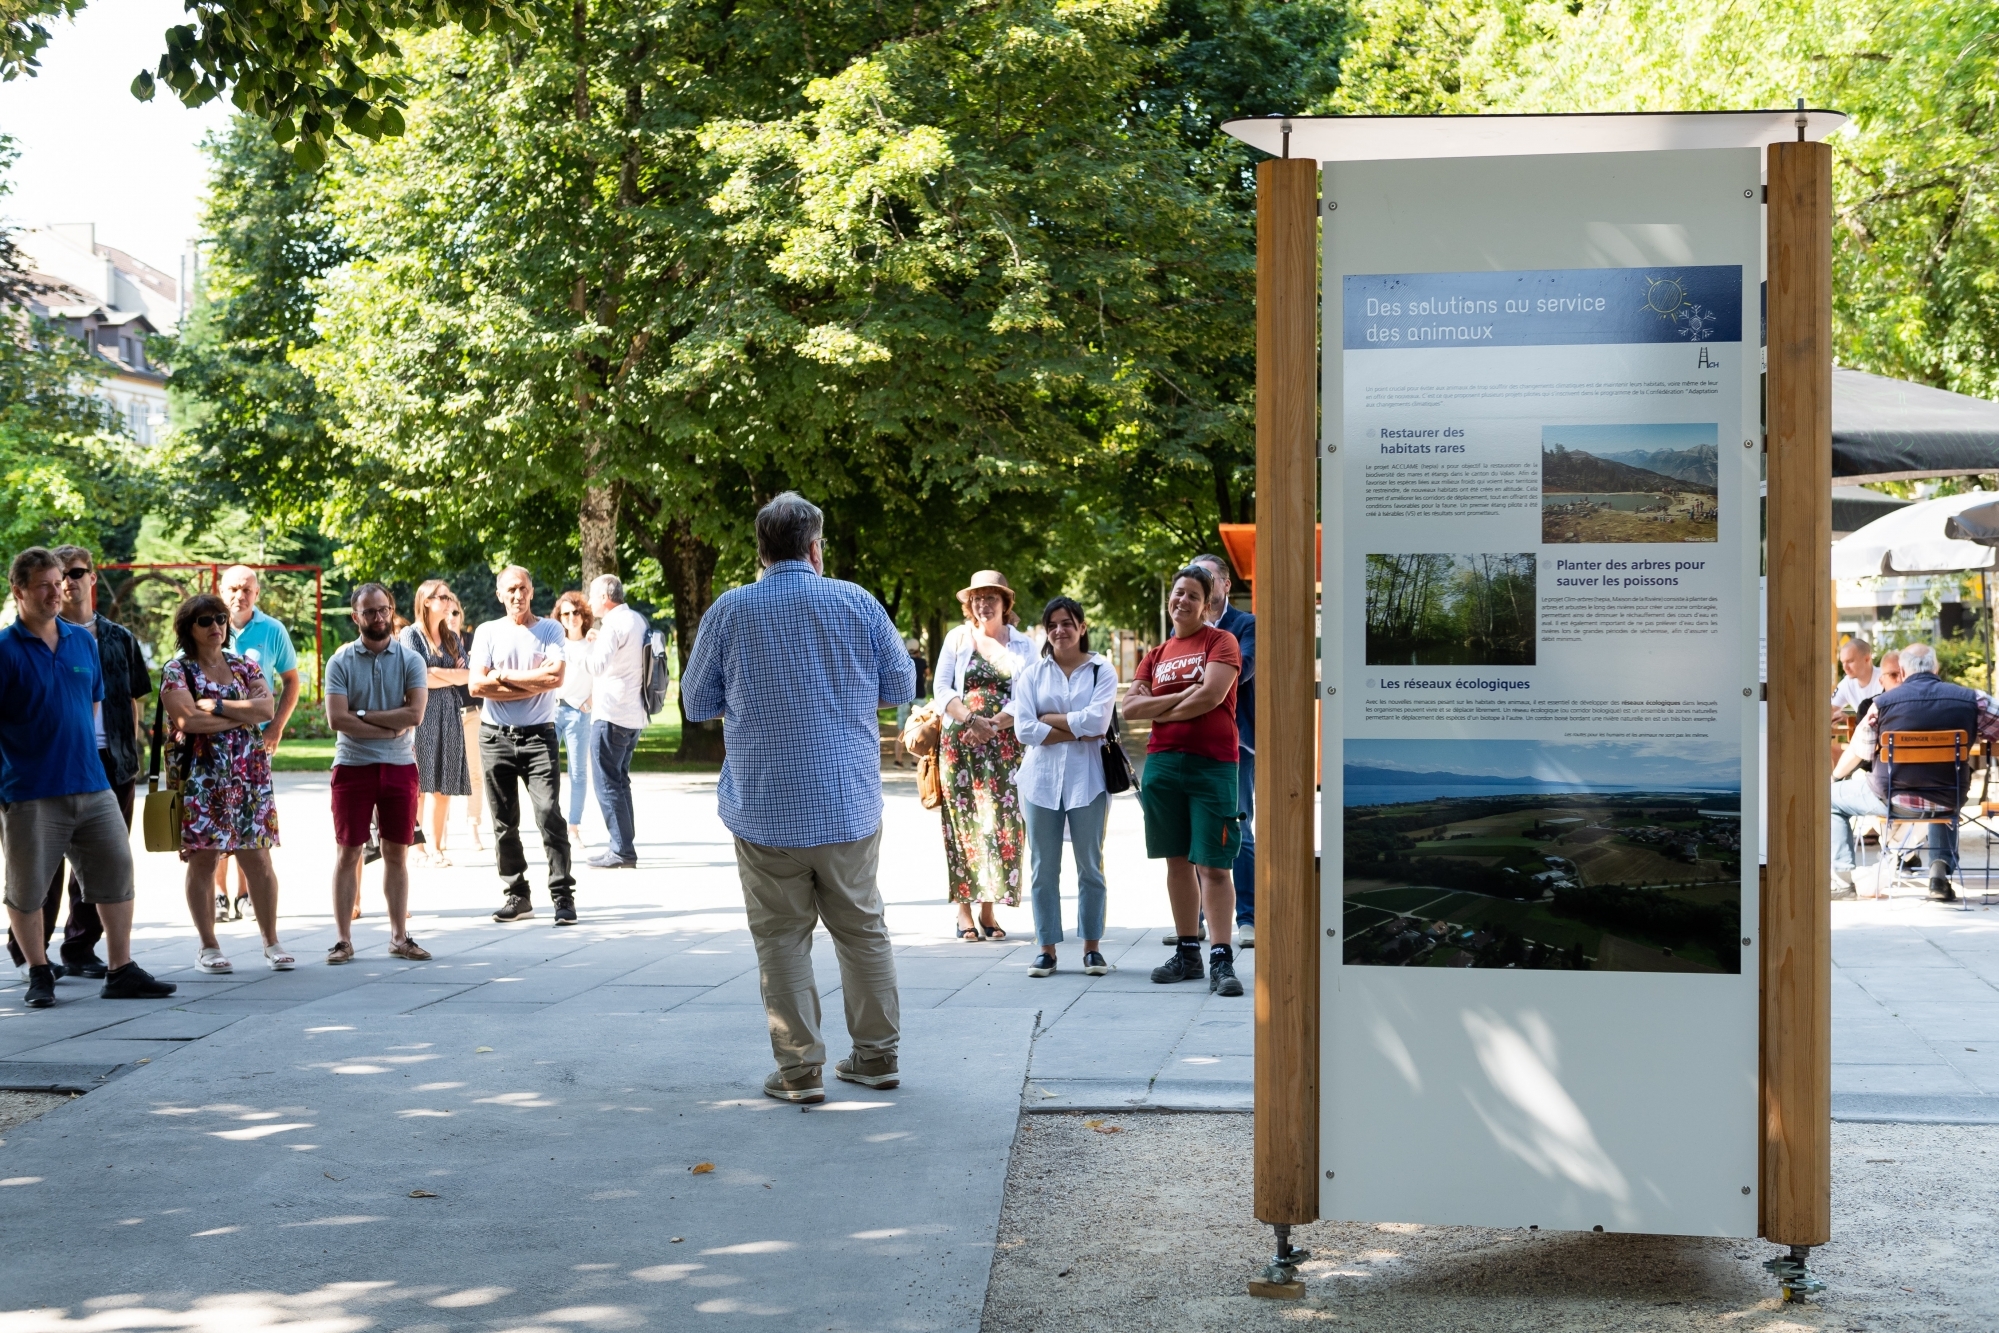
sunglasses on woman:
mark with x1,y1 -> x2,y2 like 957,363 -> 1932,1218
191,613 -> 228,629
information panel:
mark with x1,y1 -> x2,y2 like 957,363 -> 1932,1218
1322,150 -> 1762,1236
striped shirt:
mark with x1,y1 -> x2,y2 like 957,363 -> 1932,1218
681,561 -> 916,847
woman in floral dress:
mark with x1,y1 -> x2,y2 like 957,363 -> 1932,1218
161,592 -> 289,975
935,570 -> 1035,940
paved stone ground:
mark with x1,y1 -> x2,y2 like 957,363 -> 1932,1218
0,772 -> 1249,1331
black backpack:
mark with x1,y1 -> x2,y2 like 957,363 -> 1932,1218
640,629 -> 670,718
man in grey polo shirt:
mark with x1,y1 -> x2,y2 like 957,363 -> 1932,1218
324,582 -> 430,964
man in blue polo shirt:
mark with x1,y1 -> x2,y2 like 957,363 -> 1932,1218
1,548 -> 175,1008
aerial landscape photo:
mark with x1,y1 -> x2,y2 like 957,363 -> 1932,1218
1342,739 -> 1743,974
1541,422 -> 1719,543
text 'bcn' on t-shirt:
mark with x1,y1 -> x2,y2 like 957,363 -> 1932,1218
1135,626 -> 1241,764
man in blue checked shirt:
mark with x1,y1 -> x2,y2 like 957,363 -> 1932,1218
682,492 -> 917,1105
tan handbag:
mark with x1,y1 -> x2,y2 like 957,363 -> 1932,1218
901,704 -> 942,758
916,753 -> 944,810
141,691 -> 184,853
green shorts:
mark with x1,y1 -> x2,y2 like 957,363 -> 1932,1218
1138,750 -> 1242,869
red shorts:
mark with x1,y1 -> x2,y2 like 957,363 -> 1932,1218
331,763 -> 421,848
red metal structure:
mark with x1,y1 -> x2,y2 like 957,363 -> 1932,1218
96,562 -> 326,698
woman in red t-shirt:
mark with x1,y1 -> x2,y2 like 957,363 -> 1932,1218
1123,565 -> 1244,997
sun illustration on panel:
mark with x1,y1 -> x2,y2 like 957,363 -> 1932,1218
1643,274 -> 1716,341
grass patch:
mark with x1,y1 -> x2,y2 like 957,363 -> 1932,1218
269,718 -> 724,773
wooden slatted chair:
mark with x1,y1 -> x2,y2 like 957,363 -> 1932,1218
1875,729 -> 1968,900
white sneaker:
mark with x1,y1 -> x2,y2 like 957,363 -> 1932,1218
263,943 -> 296,971
1237,924 -> 1256,949
196,947 -> 233,974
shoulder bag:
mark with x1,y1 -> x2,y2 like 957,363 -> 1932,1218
141,688 -> 186,854
901,703 -> 945,810
1092,663 -> 1136,795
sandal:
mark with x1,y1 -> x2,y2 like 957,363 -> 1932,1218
196,947 -> 233,974
956,920 -> 982,943
263,943 -> 296,971
981,923 -> 1008,942
326,940 -> 355,965
430,849 -> 453,867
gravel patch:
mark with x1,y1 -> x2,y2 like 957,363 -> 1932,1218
0,1090 -> 70,1138
983,1113 -> 1998,1331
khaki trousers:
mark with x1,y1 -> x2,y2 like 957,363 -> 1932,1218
734,827 -> 899,1077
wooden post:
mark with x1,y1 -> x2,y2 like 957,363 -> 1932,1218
1253,155 -> 1320,1229
1761,138 -> 1833,1248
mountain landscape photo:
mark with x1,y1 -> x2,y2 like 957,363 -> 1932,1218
1541,425 -> 1720,543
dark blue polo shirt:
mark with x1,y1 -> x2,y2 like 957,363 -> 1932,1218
0,617 -> 108,803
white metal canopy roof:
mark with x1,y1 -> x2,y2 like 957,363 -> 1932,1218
1220,110 -> 1846,163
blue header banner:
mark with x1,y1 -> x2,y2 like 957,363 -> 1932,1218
1343,265 -> 1743,350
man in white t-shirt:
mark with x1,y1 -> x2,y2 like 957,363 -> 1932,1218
585,574 -> 650,869
468,566 -> 573,924
1830,636 -> 1885,722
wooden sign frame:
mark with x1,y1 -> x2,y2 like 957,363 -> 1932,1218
1242,121 -> 1834,1292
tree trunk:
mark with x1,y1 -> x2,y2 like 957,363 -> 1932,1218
580,461 -> 619,585
622,491 -> 724,762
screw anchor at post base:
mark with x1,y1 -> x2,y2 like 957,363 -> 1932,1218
1763,1244 -> 1826,1301
1248,1222 -> 1312,1299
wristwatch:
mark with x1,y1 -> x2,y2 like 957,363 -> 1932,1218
355,708 -> 369,720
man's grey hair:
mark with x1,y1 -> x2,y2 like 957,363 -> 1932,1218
757,491 -> 824,565
1189,552 -> 1232,586
590,574 -> 625,605
219,564 -> 260,590
1842,636 -> 1873,657
1899,642 -> 1939,676
496,564 -> 534,588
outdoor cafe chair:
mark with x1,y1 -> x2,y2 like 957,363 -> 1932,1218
1872,729 -> 1968,901
1953,735 -> 1999,909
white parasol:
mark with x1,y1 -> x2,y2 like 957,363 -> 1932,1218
1829,490 -> 1999,580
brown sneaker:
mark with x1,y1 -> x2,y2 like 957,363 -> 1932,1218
325,940 -> 355,965
762,1069 -> 825,1104
389,937 -> 432,961
835,1052 -> 900,1089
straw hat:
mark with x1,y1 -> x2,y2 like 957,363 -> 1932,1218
956,570 -> 1015,611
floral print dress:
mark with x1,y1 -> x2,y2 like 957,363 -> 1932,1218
940,646 -> 1025,905
163,652 -> 280,860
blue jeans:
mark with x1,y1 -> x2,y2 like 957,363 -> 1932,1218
556,702 -> 592,828
593,720 -> 641,862
1831,773 -> 1955,874
1025,794 -> 1109,947
1232,746 -> 1255,925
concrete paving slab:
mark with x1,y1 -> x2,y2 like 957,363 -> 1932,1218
0,1003 -> 1035,1332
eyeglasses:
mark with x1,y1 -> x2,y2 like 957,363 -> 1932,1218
558,609 -> 584,618
63,567 -> 91,580
191,613 -> 228,629
357,607 -> 394,619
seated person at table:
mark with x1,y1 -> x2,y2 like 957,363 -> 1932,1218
1830,636 -> 1886,723
1831,643 -> 1987,900
1852,649 -> 1904,726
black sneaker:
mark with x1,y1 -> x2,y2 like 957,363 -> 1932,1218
493,894 -> 535,922
60,952 -> 107,979
1929,875 -> 1957,902
1081,951 -> 1109,976
1151,946 -> 1204,984
101,963 -> 176,999
214,891 -> 229,922
24,964 -> 56,1007
1209,946 -> 1244,997
552,894 -> 578,926
1027,951 -> 1056,977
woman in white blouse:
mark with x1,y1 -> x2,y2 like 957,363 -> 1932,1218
1000,597 -> 1118,976
935,570 -> 1038,941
